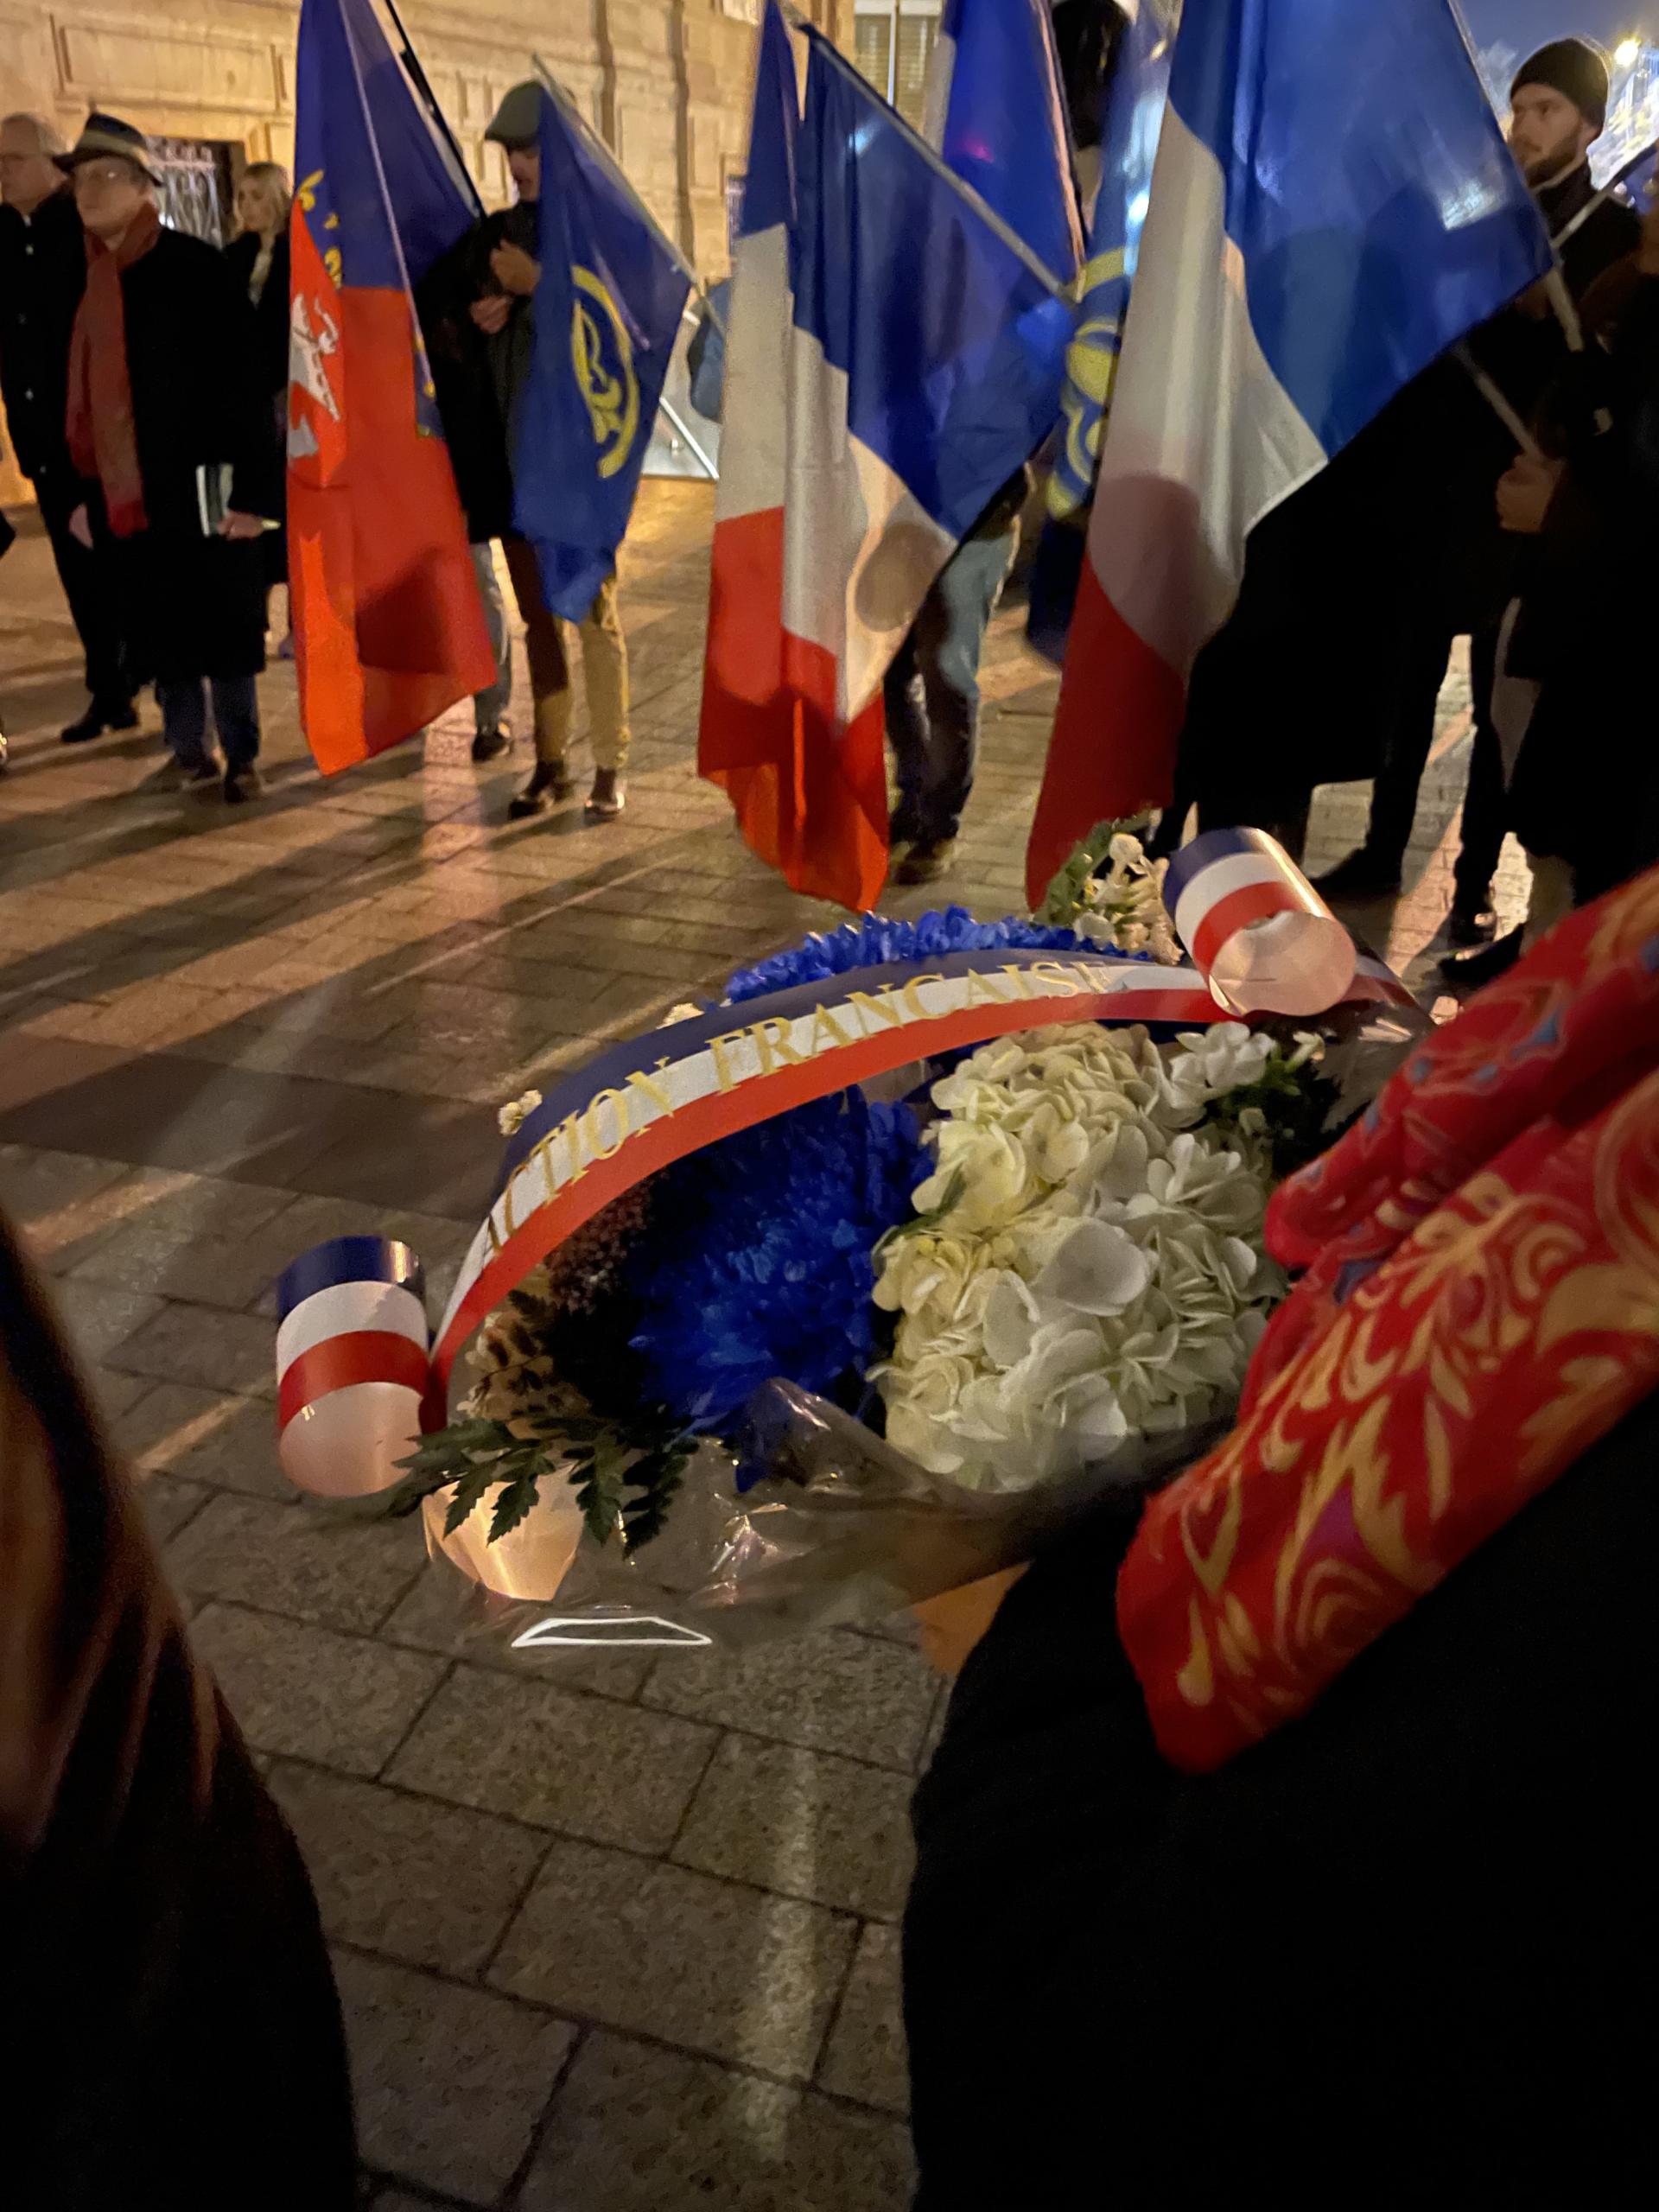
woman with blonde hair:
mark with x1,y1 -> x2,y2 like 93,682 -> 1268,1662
224,160 -> 291,649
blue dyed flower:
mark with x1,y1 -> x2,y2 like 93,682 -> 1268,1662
626,1091 -> 928,1433
726,907 -> 1089,1004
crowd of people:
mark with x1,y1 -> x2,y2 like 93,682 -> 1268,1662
0,95 -> 634,816
1156,35 -> 1658,980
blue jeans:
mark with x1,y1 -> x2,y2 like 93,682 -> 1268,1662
885,527 -> 1017,847
156,675 -> 260,773
471,542 -> 512,734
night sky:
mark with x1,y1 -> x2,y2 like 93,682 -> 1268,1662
1461,0 -> 1655,61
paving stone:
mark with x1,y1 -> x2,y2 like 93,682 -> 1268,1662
168,1492 -> 422,1632
386,1666 -> 715,1853
268,1763 -> 546,1977
102,1298 -> 280,1396
641,1630 -> 940,1771
517,2029 -> 916,2212
109,1381 -> 289,1497
52,1276 -> 168,1362
132,1466 -> 212,1543
673,1737 -> 915,1922
817,1923 -> 909,2117
335,1949 -> 575,2207
189,1603 -> 445,1775
491,1840 -> 855,2082
378,1567 -> 654,1700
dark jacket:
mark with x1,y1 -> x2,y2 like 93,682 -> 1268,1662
1506,273 -> 1659,883
88,226 -> 276,682
0,183 -> 87,487
906,1389 -> 1659,2208
418,201 -> 538,543
221,228 -> 292,404
0,1211 -> 356,2211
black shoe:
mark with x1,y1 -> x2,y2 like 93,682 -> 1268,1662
223,766 -> 264,804
103,700 -> 140,733
1309,847 -> 1403,899
471,726 -> 511,764
60,702 -> 124,744
180,756 -> 221,787
895,837 -> 958,887
1446,899 -> 1497,950
1438,926 -> 1523,987
508,760 -> 575,819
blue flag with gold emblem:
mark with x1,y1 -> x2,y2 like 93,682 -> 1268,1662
513,86 -> 690,621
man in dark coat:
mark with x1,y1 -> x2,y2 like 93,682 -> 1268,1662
59,115 -> 276,804
420,85 -> 632,821
0,111 -> 136,743
1312,35 -> 1639,941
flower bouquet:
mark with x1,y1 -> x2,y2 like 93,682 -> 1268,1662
274,830 -> 1424,1653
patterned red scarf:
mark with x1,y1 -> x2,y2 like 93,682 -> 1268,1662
65,200 -> 161,538
1119,867 -> 1659,1771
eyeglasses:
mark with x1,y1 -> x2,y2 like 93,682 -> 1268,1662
73,158 -> 142,189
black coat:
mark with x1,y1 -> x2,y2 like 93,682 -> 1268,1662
906,1389 -> 1659,2207
87,226 -> 276,683
220,229 -> 292,404
418,203 -> 538,544
0,184 -> 86,490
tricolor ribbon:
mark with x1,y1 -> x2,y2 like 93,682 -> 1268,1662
1163,828 -> 1357,1017
276,1236 -> 431,1497
274,943 -> 1414,1498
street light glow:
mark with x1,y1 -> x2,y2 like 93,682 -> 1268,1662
1616,36 -> 1642,67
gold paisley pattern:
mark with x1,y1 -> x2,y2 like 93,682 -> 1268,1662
1119,874 -> 1659,1772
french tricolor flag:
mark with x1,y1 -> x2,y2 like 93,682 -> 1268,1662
701,4 -> 1070,912
1024,0 -> 1554,907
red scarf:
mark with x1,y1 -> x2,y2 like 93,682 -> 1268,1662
65,201 -> 161,538
1119,868 -> 1659,1771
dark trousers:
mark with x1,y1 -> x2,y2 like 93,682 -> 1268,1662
1366,623 -> 1503,905
886,528 -> 1017,846
33,471 -> 131,708
156,675 -> 260,772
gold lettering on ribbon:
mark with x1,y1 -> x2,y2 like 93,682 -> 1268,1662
582,1089 -> 631,1160
751,1017 -> 806,1073
848,989 -> 905,1033
997,964 -> 1035,1000
809,1002 -> 855,1053
1028,960 -> 1084,997
963,968 -> 1011,1009
708,1030 -> 750,1091
901,972 -> 947,1020
626,1058 -> 676,1121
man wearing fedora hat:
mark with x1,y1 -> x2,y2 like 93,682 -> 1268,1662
58,113 -> 278,803
0,110 -> 138,745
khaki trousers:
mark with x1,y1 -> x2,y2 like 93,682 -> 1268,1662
500,543 -> 631,772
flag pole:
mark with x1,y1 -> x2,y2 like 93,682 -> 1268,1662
378,0 -> 486,219
530,53 -> 723,330
1552,137 -> 1659,251
776,2 -> 1069,301
1450,342 -> 1543,458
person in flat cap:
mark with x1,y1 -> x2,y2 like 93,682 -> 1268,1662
417,81 -> 632,823
57,111 -> 278,803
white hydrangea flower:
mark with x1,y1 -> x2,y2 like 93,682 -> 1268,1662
872,1017 -> 1289,1492
497,1089 -> 543,1136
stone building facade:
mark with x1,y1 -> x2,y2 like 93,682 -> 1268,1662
0,0 -> 849,500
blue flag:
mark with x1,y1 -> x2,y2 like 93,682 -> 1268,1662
925,0 -> 1083,281
1047,0 -> 1176,521
513,87 -> 691,621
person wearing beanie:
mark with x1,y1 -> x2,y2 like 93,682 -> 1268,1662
1309,31 -> 1638,950
417,82 -> 632,822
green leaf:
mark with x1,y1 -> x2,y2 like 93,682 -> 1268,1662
876,1166 -> 967,1257
573,1430 -> 627,1548
442,1454 -> 505,1536
488,1465 -> 543,1543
